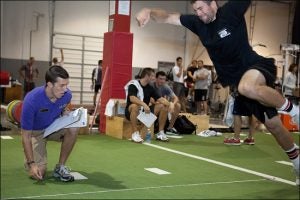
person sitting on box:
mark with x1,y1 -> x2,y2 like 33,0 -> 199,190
124,68 -> 170,143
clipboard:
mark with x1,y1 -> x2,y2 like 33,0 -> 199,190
43,107 -> 87,138
137,111 -> 157,128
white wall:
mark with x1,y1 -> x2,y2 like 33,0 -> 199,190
1,1 -> 293,73
1,1 -> 50,61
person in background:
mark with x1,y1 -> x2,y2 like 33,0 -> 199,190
124,68 -> 170,143
224,90 -> 258,145
19,57 -> 39,98
186,59 -> 198,102
91,60 -> 103,106
193,60 -> 210,115
283,63 -> 298,104
52,48 -> 64,66
152,71 -> 181,135
172,57 -> 187,112
21,65 -> 79,182
136,0 -> 299,185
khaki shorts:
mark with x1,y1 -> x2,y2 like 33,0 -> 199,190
24,129 -> 67,170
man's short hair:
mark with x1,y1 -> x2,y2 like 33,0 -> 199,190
98,60 -> 102,65
156,71 -> 167,78
176,57 -> 182,62
140,68 -> 155,78
190,0 -> 212,5
45,65 -> 69,84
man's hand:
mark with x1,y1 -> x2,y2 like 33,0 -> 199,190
142,104 -> 151,113
29,164 -> 43,181
136,8 -> 151,27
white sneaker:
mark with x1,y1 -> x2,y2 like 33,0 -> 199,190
156,131 -> 169,142
131,131 -> 143,143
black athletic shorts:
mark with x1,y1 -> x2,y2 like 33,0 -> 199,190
94,84 -> 101,93
194,89 -> 208,102
238,58 -> 278,123
232,95 -> 252,116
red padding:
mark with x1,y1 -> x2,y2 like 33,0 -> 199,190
0,71 -> 10,85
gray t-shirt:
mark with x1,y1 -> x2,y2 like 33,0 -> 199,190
151,82 -> 175,101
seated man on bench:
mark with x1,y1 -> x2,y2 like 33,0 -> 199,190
124,68 -> 170,143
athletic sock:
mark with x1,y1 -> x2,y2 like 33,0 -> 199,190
286,144 -> 299,167
278,99 -> 293,112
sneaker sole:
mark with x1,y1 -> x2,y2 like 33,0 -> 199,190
156,138 -> 169,142
224,143 -> 241,146
165,132 -> 179,136
131,139 -> 143,143
53,173 -> 75,182
244,143 -> 255,145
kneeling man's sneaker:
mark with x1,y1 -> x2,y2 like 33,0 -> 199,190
156,131 -> 169,142
131,131 -> 144,143
53,164 -> 74,182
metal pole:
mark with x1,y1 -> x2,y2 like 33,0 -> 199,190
49,1 -> 55,66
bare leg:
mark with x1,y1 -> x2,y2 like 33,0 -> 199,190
196,101 -> 201,114
248,115 -> 257,139
180,96 -> 187,112
128,104 -> 140,133
238,69 -> 285,108
168,103 -> 181,128
58,127 -> 78,165
202,100 -> 208,115
233,115 -> 242,139
154,104 -> 168,132
264,115 -> 294,151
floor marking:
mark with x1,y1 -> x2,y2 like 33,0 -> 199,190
70,172 -> 88,180
166,135 -> 183,139
145,168 -> 171,175
4,179 -> 265,199
144,143 -> 296,186
276,161 -> 293,166
1,136 -> 13,139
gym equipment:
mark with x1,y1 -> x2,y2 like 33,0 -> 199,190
6,100 -> 23,124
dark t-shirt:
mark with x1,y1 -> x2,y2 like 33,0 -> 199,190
186,66 -> 198,83
180,0 -> 265,86
125,81 -> 160,109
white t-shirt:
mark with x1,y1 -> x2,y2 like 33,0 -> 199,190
172,65 -> 184,83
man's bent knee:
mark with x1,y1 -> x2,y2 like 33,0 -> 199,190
264,115 -> 284,134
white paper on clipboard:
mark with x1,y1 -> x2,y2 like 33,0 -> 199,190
137,111 -> 157,128
65,108 -> 87,128
43,107 -> 87,138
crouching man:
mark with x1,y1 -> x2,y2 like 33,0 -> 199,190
21,65 -> 79,182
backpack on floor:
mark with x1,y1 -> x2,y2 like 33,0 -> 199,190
174,115 -> 196,134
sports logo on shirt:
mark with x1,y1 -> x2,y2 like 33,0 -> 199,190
218,28 -> 231,38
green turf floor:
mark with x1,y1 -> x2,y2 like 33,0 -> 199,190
1,132 -> 299,199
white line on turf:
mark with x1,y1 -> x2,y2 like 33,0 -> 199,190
1,136 -> 13,139
4,179 -> 265,199
276,161 -> 293,166
145,168 -> 171,175
143,143 -> 296,186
